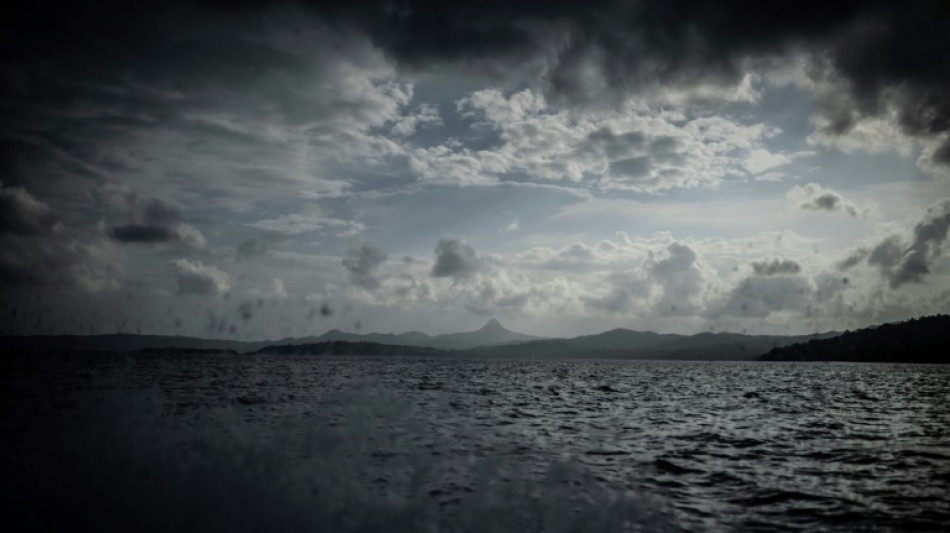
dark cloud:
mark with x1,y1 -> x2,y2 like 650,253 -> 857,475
751,258 -> 802,276
342,242 -> 388,290
648,137 -> 686,166
843,199 -> 950,288
109,194 -> 205,248
0,183 -> 121,290
888,199 -> 950,286
297,1 -> 950,160
0,182 -> 59,236
867,236 -> 905,273
933,141 -> 950,166
0,0 -> 407,210
837,248 -> 869,271
804,192 -> 859,217
110,225 -> 176,243
649,136 -> 679,154
792,183 -> 861,217
431,236 -> 481,280
5,1 -> 948,179
583,128 -> 645,159
0,231 -> 120,290
812,193 -> 840,211
609,156 -> 651,179
236,234 -> 284,260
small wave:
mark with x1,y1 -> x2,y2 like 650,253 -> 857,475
730,488 -> 831,507
654,458 -> 704,475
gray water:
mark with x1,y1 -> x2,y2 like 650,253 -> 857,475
2,355 -> 949,531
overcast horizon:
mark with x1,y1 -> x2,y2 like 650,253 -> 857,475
2,0 -> 949,340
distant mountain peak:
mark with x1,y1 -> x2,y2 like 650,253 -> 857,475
480,318 -> 505,331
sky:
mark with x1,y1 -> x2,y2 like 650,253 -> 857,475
2,0 -> 950,339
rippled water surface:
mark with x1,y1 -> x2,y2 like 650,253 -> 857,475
3,355 -> 949,531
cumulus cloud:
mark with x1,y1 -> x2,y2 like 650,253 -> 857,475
787,183 -> 864,217
584,270 -> 650,315
718,274 -> 815,318
110,194 -> 205,249
342,242 -> 388,290
170,259 -> 232,296
582,241 -> 707,316
431,237 -> 482,280
648,242 -> 707,315
452,88 -> 792,191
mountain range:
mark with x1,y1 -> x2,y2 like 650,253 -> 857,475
4,316 -> 948,362
0,318 -> 538,354
305,318 -> 542,349
1,318 -> 835,361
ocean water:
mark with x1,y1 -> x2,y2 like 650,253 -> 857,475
2,355 -> 949,532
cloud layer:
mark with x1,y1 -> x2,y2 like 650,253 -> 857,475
2,1 -> 949,338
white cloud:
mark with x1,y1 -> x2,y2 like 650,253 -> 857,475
170,259 -> 232,296
446,88 -> 797,192
390,103 -> 443,137
743,148 -> 792,175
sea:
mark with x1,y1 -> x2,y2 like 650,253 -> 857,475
2,354 -> 949,532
